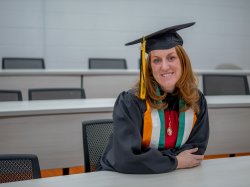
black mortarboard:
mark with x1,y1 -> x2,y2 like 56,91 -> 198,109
125,22 -> 195,53
125,22 -> 195,99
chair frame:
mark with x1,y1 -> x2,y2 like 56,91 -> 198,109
28,88 -> 86,100
0,90 -> 23,101
203,74 -> 250,95
0,154 -> 41,182
88,58 -> 127,69
2,57 -> 45,69
82,119 -> 113,172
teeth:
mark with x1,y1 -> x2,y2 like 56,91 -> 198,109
162,73 -> 173,77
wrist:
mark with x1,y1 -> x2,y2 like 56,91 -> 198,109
176,156 -> 183,169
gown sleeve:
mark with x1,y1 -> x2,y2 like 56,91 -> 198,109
99,91 -> 177,174
173,91 -> 210,155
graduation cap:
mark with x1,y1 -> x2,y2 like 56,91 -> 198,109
125,22 -> 195,99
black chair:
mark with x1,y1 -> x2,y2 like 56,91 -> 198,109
28,88 -> 86,100
0,90 -> 22,101
203,74 -> 250,95
0,154 -> 41,183
88,58 -> 127,69
2,58 -> 45,69
82,119 -> 113,172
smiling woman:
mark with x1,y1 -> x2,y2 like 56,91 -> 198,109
97,22 -> 209,174
150,48 -> 182,93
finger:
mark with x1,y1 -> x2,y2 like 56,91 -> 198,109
190,159 -> 202,168
188,147 -> 198,154
187,160 -> 199,168
193,161 -> 202,167
192,154 -> 204,160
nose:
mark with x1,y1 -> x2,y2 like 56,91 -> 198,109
161,59 -> 170,70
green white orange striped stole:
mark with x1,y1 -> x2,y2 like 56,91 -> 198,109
142,99 -> 197,149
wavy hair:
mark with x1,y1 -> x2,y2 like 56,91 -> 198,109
134,45 -> 200,114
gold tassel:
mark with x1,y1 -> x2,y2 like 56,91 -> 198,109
139,37 -> 146,99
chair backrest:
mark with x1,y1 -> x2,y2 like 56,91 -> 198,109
28,88 -> 86,100
2,58 -> 45,69
89,58 -> 127,69
0,154 -> 41,183
203,74 -> 250,95
0,90 -> 22,101
82,119 -> 113,172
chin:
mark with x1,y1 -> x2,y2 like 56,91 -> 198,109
160,85 -> 175,93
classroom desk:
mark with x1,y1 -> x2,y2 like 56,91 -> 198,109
1,156 -> 249,187
1,96 -> 250,170
0,99 -> 115,170
205,95 -> 250,155
0,69 -> 139,100
0,98 -> 116,117
2,69 -> 250,100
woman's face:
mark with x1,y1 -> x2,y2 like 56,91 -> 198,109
150,47 -> 182,93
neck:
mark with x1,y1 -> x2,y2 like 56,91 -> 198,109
161,87 -> 175,94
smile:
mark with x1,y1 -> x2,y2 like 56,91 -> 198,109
161,72 -> 174,77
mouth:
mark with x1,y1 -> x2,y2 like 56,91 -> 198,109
161,72 -> 174,77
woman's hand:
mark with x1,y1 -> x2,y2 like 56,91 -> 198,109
176,148 -> 204,169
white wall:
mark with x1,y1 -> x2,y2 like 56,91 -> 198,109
0,0 -> 249,70
0,0 -> 44,59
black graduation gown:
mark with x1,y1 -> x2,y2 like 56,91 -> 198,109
98,90 -> 209,174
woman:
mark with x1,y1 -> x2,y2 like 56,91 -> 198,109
98,22 -> 209,174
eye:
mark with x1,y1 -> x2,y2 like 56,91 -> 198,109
152,58 -> 161,64
168,56 -> 177,62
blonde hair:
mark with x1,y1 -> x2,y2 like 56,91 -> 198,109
134,45 -> 200,114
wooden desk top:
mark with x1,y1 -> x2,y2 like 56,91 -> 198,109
0,98 -> 116,117
0,69 -> 250,76
1,156 -> 249,187
0,69 -> 140,76
206,95 -> 250,108
1,96 -> 250,117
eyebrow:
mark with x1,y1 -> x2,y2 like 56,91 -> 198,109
151,52 -> 176,58
167,52 -> 176,56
